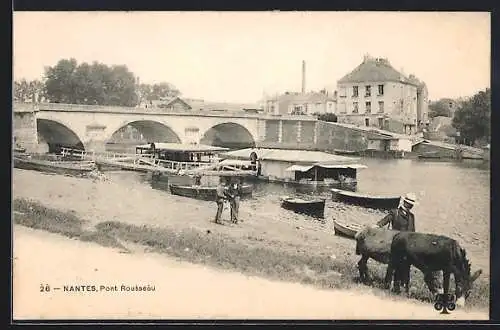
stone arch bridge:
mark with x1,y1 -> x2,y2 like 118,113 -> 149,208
13,103 -> 321,153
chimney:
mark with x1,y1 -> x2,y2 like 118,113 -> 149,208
301,60 -> 306,94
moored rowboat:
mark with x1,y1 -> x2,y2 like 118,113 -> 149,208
331,188 -> 401,210
13,156 -> 95,176
333,219 -> 364,239
169,184 -> 253,201
280,196 -> 326,218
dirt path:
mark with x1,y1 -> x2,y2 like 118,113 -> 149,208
13,225 -> 488,320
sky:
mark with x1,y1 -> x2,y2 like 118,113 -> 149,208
13,11 -> 490,103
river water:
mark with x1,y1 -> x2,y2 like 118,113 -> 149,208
105,157 -> 490,272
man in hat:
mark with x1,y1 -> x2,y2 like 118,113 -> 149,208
376,193 -> 416,231
214,177 -> 227,224
376,192 -> 441,293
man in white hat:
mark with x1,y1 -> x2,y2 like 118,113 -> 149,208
376,192 -> 417,231
376,192 -> 442,293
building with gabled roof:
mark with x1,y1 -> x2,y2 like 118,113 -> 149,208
335,54 -> 429,135
263,91 -> 336,115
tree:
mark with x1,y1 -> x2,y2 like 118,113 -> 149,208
428,100 -> 452,118
43,58 -> 139,106
452,88 -> 490,146
316,112 -> 338,122
13,78 -> 45,102
137,82 -> 181,104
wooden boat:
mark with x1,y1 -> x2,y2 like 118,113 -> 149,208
331,188 -> 401,210
13,156 -> 95,176
280,196 -> 326,218
169,184 -> 253,201
333,219 -> 364,239
333,149 -> 359,156
417,151 -> 442,159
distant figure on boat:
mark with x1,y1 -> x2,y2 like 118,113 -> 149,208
150,142 -> 156,158
194,175 -> 202,186
214,178 -> 227,225
375,192 -> 441,293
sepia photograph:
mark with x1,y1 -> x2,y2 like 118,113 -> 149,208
12,11 -> 491,321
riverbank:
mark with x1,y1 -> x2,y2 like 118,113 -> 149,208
12,169 -> 489,315
13,225 -> 488,320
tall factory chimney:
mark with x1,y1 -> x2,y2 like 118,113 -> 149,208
301,60 -> 306,94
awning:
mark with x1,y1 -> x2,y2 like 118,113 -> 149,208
285,165 -> 314,172
219,159 -> 253,166
314,164 -> 368,170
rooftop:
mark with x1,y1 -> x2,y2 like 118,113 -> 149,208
187,99 -> 261,112
221,148 -> 361,164
268,91 -> 335,103
136,143 -> 228,153
338,55 -> 422,86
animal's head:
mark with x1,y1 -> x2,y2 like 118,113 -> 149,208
354,225 -> 376,241
455,248 -> 483,307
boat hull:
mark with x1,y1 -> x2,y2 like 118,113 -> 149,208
13,157 -> 94,176
331,188 -> 400,210
280,197 -> 326,218
333,220 -> 364,239
261,177 -> 357,192
169,184 -> 253,201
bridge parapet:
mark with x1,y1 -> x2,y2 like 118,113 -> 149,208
16,102 -> 318,121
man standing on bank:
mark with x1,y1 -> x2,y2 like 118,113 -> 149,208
229,178 -> 243,224
376,192 -> 441,293
214,178 -> 227,225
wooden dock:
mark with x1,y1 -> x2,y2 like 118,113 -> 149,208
60,147 -> 258,177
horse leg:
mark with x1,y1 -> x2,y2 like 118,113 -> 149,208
423,270 -> 440,295
403,263 -> 411,296
384,262 -> 395,290
358,255 -> 369,283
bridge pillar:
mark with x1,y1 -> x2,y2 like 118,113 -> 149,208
278,120 -> 283,143
256,119 -> 267,145
13,105 -> 39,153
83,123 -> 108,152
296,121 -> 302,143
313,121 -> 318,144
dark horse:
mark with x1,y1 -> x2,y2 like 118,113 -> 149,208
355,226 -> 439,293
388,231 -> 483,307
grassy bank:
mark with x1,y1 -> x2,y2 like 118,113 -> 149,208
12,197 -> 489,311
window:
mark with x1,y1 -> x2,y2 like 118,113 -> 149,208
378,117 -> 384,128
365,85 -> 371,97
365,101 -> 371,113
378,84 -> 384,96
352,86 -> 359,98
339,102 -> 346,113
353,102 -> 359,113
378,101 -> 384,113
365,118 -> 370,126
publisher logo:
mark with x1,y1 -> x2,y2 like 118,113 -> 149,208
434,293 -> 456,314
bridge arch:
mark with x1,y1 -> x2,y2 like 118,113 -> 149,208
36,119 -> 85,153
200,122 -> 256,149
106,120 -> 182,153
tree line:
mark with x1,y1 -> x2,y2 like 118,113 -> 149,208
427,88 -> 490,146
13,58 -> 181,107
